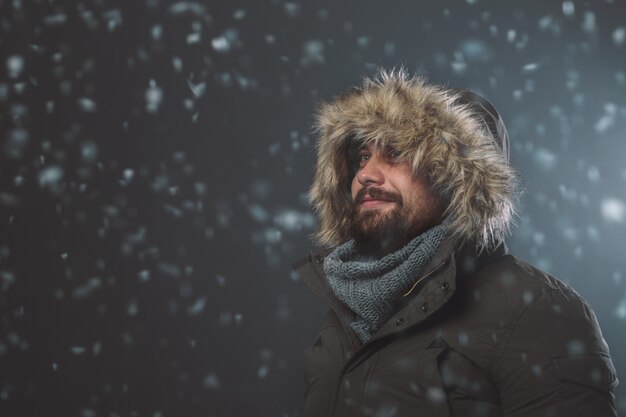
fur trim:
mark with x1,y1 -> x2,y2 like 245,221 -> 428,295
309,68 -> 522,253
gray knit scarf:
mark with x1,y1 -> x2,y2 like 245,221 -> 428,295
323,217 -> 451,344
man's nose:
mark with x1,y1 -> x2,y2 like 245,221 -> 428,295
356,156 -> 385,186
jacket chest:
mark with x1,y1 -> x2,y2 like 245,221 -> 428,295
303,325 -> 501,417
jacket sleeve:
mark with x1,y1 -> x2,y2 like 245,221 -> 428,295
498,288 -> 619,417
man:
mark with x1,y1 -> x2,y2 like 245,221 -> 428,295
292,69 -> 618,417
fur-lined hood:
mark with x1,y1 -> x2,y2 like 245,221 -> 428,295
309,68 -> 522,252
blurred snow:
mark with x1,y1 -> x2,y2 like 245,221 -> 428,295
601,198 -> 624,223
522,62 -> 541,73
248,204 -> 270,223
211,36 -> 230,52
212,29 -> 239,53
459,39 -> 491,62
187,80 -> 206,97
80,141 -> 99,163
1,1 -> 625,415
72,278 -> 102,299
138,270 -> 150,282
284,2 -> 302,18
301,40 -> 325,66
78,98 -> 97,113
214,275 -> 226,286
562,1 -> 575,17
6,55 -> 24,78
616,296 -> 626,320
38,166 -> 63,188
274,209 -> 315,232
4,128 -> 29,159
586,166 -> 601,183
103,8 -> 122,31
580,12 -> 596,35
203,372 -> 220,389
71,346 -> 86,355
44,13 -> 68,26
145,80 -> 163,113
533,148 -> 557,171
0,271 -> 16,291
614,27 -> 626,46
187,33 -> 200,44
595,103 -> 617,133
169,2 -> 207,16
187,297 -> 206,315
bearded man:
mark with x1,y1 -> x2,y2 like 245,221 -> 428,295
292,69 -> 618,417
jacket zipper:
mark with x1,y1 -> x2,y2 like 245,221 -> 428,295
403,254 -> 451,297
329,252 -> 453,416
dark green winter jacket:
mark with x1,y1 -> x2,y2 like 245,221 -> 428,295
293,233 -> 618,417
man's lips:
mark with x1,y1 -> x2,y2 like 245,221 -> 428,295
360,197 -> 394,208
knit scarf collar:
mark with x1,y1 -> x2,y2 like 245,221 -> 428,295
323,217 -> 451,344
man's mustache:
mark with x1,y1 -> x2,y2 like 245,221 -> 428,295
354,187 -> 402,205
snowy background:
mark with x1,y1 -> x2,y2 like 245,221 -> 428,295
1,0 -> 625,416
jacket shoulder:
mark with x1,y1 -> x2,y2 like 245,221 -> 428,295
469,253 -> 613,363
469,253 -> 584,314
489,256 -> 618,416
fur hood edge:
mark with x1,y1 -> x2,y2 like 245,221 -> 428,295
309,68 -> 523,253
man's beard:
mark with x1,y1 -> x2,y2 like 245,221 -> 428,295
349,187 -> 417,258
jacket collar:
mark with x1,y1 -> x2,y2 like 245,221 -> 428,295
292,232 -> 508,350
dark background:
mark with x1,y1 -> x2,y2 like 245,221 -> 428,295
1,0 -> 626,416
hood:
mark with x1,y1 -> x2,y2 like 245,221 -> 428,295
309,68 -> 522,252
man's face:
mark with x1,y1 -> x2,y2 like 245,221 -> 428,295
349,142 -> 447,257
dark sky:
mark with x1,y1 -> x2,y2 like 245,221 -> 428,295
1,0 -> 625,416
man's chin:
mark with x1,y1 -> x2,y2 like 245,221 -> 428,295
349,207 -> 415,256
354,206 -> 396,224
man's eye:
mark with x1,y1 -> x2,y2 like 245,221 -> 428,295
389,149 -> 401,159
359,154 -> 370,163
